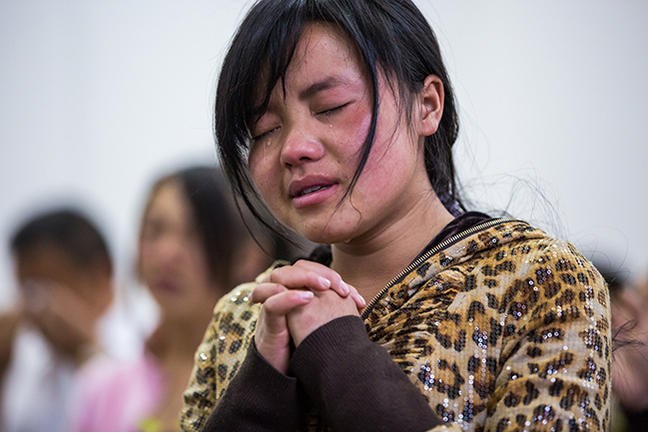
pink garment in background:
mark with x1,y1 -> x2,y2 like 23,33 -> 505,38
73,349 -> 165,431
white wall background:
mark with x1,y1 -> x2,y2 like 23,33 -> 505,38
1,0 -> 647,309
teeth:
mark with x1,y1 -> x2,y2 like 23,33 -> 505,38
299,185 -> 330,196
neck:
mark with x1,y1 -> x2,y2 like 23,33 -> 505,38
330,191 -> 454,304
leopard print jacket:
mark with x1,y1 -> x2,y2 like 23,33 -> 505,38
180,219 -> 611,431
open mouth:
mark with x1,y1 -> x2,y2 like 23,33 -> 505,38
297,185 -> 332,197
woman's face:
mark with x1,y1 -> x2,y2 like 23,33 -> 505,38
138,180 -> 219,318
248,23 -> 434,245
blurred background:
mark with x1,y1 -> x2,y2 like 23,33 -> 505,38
1,0 -> 647,308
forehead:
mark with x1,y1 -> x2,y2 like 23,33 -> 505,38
148,180 -> 183,210
293,23 -> 358,67
16,243 -> 78,284
253,22 -> 363,104
144,180 -> 194,227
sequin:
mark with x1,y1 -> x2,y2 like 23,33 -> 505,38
180,220 -> 611,432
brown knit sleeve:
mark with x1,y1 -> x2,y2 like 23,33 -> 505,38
202,339 -> 305,431
290,315 -> 442,431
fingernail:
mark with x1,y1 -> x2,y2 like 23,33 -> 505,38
359,294 -> 366,306
319,276 -> 331,289
301,291 -> 314,300
341,281 -> 350,295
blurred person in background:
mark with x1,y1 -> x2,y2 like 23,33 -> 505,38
603,263 -> 648,431
73,164 -> 301,431
0,208 -> 115,431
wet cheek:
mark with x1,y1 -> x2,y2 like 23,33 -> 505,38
248,151 -> 269,190
248,151 -> 280,210
248,148 -> 262,179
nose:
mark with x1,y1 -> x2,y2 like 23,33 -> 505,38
150,231 -> 186,268
279,125 -> 324,169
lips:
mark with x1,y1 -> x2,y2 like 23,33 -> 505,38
289,177 -> 336,198
297,185 -> 332,197
289,177 -> 338,208
151,276 -> 181,295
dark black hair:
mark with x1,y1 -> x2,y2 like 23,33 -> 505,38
10,208 -> 112,273
215,0 -> 464,238
144,165 -> 242,290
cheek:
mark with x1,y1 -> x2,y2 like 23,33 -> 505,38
137,245 -> 160,285
187,242 -> 210,279
247,148 -> 265,186
356,131 -> 420,197
248,146 -> 281,205
138,242 -> 155,270
335,107 -> 372,159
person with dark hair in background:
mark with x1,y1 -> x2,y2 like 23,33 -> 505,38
73,164 -> 296,431
598,261 -> 648,431
0,208 -> 115,431
181,0 -> 611,431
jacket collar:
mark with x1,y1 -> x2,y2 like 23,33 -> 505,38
361,218 -> 546,323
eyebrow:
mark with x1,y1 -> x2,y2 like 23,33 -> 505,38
298,76 -> 349,101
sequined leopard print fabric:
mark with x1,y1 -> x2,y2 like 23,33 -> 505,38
180,220 -> 611,431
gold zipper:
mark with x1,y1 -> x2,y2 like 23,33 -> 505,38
360,217 -> 519,320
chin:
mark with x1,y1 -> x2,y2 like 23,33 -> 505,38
284,212 -> 362,245
296,225 -> 355,245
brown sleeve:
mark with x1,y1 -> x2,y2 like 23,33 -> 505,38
202,339 -> 306,431
289,315 -> 442,431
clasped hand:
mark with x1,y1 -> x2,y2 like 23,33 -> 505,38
249,260 -> 365,375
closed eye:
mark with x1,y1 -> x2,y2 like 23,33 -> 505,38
315,103 -> 349,117
251,126 -> 280,142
